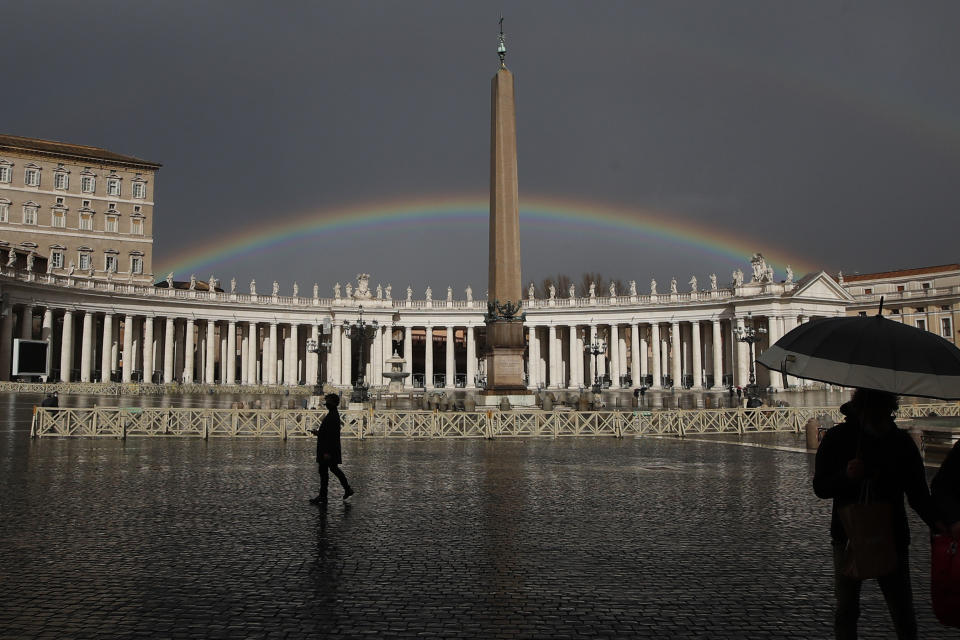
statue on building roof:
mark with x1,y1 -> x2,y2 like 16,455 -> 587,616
333,282 -> 341,299
166,272 -> 174,288
710,273 -> 718,291
376,284 -> 383,300
569,283 -> 576,299
313,283 -> 319,299
230,277 -> 237,293
528,282 -> 536,300
670,277 -> 678,294
465,285 -> 472,302
272,280 -> 279,296
609,281 -> 616,298
189,274 -> 197,290
689,275 -> 697,292
209,275 -> 217,292
750,253 -> 768,283
785,265 -> 794,284
548,283 -> 556,300
765,265 -> 774,283
447,286 -> 453,302
588,282 -> 596,298
425,286 -> 432,301
385,284 -> 392,300
25,252 -> 34,272
733,269 -> 744,288
629,280 -> 637,297
406,285 -> 412,302
250,279 -> 257,295
355,273 -> 371,299
345,282 -> 353,298
292,281 -> 299,297
6,248 -> 15,267
650,279 -> 657,295
837,270 -> 844,284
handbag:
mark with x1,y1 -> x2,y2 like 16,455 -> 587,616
932,534 -> 960,627
838,481 -> 898,579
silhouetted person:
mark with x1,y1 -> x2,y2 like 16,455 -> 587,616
309,394 -> 353,504
40,391 -> 58,408
735,386 -> 743,404
813,389 -> 936,639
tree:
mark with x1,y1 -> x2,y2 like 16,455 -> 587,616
530,273 -> 626,298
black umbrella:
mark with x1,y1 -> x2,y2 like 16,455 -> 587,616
757,305 -> 960,400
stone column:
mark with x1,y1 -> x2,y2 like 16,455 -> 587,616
246,323 -> 258,384
163,317 -> 175,383
712,319 -> 723,389
568,325 -> 579,389
267,323 -> 278,385
100,314 -> 113,383
20,305 -> 33,340
240,324 -> 249,385
79,311 -> 93,382
670,322 -> 682,388
466,326 -> 476,388
142,316 -> 154,383
403,325 -> 413,388
735,317 -> 749,387
328,324 -> 340,385
341,325 -> 352,387
639,324 -> 649,384
608,324 -> 620,388
111,320 -> 120,374
40,309 -> 53,380
0,310 -> 12,381
766,316 -> 783,390
576,327 -> 585,388
288,324 -> 299,385
546,325 -> 558,388
630,324 -> 640,388
370,326 -> 381,387
445,326 -> 455,388
129,317 -> 140,377
204,320 -> 215,384
306,324 -> 318,386
121,315 -> 134,383
691,320 -> 703,390
527,326 -> 538,387
58,311 -> 73,382
782,315 -> 799,387
183,319 -> 195,384
587,324 -> 597,386
424,326 -> 433,388
597,326 -> 607,378
226,321 -> 236,385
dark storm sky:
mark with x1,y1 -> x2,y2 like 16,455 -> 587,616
4,1 -> 959,294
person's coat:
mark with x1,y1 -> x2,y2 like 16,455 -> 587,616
316,407 -> 343,466
932,440 -> 960,525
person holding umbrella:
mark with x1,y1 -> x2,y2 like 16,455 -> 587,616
758,300 -> 960,639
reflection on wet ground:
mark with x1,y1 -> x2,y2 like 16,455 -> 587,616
0,392 -> 946,638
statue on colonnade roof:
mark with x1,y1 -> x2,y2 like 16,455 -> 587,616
689,275 -> 697,292
250,279 -> 256,295
354,273 -> 371,299
650,279 -> 657,295
710,273 -> 718,291
334,283 -> 341,299
670,277 -> 678,294
230,277 -> 236,293
385,284 -> 392,300
465,285 -> 472,302
189,274 -> 197,290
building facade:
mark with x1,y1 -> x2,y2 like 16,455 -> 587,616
0,259 -> 853,391
0,134 -> 160,283
841,263 -> 960,344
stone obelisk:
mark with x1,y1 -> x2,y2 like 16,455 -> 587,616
484,20 -> 527,394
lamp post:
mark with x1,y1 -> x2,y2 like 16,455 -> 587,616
305,318 -> 332,396
584,336 -> 607,395
342,305 -> 378,403
733,312 -> 767,403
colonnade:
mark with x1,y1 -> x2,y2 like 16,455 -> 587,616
0,302 -> 818,391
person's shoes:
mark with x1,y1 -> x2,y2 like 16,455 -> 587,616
309,495 -> 328,504
343,488 -> 354,502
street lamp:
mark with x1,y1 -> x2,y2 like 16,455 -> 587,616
305,317 -> 332,396
733,312 -> 767,402
342,305 -> 378,403
584,334 -> 607,394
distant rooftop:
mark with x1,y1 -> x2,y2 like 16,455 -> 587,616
0,133 -> 161,170
842,263 -> 960,283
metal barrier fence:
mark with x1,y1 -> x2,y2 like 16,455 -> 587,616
31,403 -> 960,440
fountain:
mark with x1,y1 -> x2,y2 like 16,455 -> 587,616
382,350 -> 410,393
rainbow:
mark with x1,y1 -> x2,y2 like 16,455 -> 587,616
154,194 -> 822,278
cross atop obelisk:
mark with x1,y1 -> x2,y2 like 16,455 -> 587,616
483,17 -> 527,394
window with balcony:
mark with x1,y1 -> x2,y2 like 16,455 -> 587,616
24,168 -> 40,187
105,255 -> 117,272
52,211 -> 65,228
50,251 -> 64,269
105,216 -> 118,232
942,317 -> 953,338
132,181 -> 146,199
22,205 -> 37,225
0,201 -> 8,223
131,256 -> 143,274
54,171 -> 69,190
107,177 -> 121,196
0,164 -> 10,183
81,175 -> 95,193
78,253 -> 91,271
79,214 -> 93,231
130,217 -> 143,235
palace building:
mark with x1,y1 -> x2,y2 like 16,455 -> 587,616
0,134 -> 160,284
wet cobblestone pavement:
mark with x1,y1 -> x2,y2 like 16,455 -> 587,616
0,395 -> 951,638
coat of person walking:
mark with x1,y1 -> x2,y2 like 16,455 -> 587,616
932,439 -> 960,537
813,389 -> 936,639
309,394 -> 353,504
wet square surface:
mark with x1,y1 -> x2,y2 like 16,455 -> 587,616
0,396 -> 950,638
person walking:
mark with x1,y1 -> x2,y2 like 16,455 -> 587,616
932,439 -> 960,537
309,394 -> 354,505
813,388 -> 936,639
